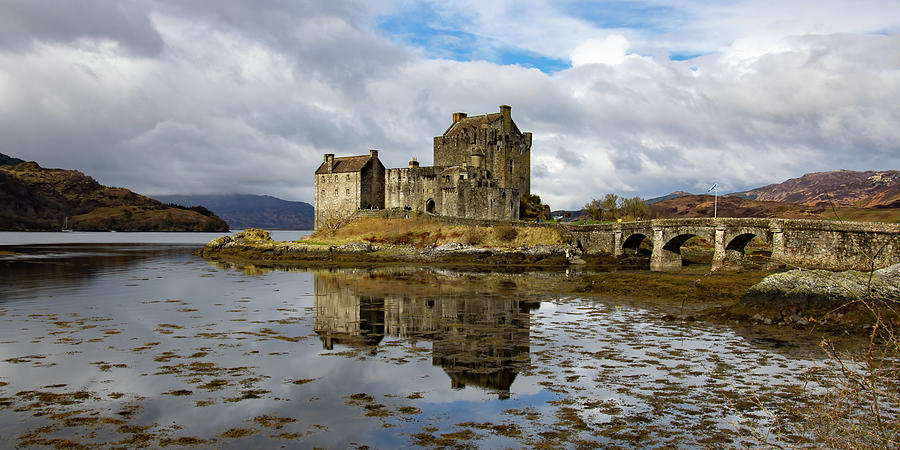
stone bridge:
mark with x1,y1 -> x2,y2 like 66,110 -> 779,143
568,218 -> 900,271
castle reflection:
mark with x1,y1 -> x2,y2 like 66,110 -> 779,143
313,269 -> 537,398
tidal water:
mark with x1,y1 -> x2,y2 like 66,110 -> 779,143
0,233 -> 844,447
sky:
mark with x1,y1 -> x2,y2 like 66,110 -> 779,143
1,0 -> 898,209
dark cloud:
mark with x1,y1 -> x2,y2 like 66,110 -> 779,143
0,0 -> 164,55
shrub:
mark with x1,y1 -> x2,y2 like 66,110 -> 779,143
462,228 -> 486,246
494,225 -> 518,242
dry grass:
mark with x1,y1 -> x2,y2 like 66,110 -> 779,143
302,217 -> 563,248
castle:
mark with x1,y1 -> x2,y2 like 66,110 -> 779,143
314,105 -> 532,229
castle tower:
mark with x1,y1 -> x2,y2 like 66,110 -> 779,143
432,105 -> 531,197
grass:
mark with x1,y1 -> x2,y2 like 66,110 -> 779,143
301,216 -> 564,248
819,206 -> 900,223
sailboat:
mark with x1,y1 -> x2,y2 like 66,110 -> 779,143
62,216 -> 73,232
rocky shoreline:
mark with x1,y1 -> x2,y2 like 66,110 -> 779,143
195,229 -> 619,268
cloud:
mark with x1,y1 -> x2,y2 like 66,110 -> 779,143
0,0 -> 164,56
570,35 -> 630,66
0,0 -> 898,211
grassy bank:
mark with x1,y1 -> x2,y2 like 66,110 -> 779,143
305,216 -> 565,248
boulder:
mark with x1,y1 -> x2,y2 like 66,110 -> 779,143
743,263 -> 900,308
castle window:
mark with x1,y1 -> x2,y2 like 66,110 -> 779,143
346,189 -> 350,194
334,189 -> 338,195
346,174 -> 350,180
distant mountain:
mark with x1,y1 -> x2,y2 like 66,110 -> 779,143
550,209 -> 584,220
152,194 -> 314,230
729,170 -> 899,208
645,190 -> 692,205
0,157 -> 228,231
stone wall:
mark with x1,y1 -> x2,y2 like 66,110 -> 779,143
385,166 -> 440,211
314,171 -> 362,230
452,183 -> 520,221
314,155 -> 384,230
776,219 -> 900,271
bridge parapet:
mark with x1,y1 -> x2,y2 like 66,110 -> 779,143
565,217 -> 900,272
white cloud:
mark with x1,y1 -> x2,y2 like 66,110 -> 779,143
570,35 -> 630,66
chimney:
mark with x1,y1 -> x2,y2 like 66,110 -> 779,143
452,112 -> 467,123
499,105 -> 511,132
369,149 -> 378,160
409,156 -> 419,168
324,154 -> 334,173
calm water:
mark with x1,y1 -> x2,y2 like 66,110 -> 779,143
0,233 -> 843,447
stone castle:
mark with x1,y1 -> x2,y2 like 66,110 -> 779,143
314,105 -> 532,229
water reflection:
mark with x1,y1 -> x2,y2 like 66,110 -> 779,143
1,245 -> 863,448
313,270 -> 536,398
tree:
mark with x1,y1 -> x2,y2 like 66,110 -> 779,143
602,193 -> 620,220
583,198 -> 602,221
621,196 -> 647,220
520,194 -> 551,220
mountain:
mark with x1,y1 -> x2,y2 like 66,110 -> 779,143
649,193 -> 900,223
151,194 -> 314,230
0,156 -> 229,231
729,170 -> 900,208
645,190 -> 692,205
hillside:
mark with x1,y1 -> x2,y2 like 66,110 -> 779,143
152,194 -> 313,230
0,156 -> 229,231
729,169 -> 900,208
649,194 -> 900,223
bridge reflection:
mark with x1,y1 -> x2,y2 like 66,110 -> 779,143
313,269 -> 537,398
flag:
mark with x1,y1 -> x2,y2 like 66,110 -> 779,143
708,183 -> 717,192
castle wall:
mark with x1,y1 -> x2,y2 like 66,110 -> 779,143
385,166 -> 440,211
315,171 -> 362,230
440,181 -> 519,221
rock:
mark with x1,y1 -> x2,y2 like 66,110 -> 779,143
336,241 -> 375,253
434,242 -> 466,252
743,263 -> 900,308
232,228 -> 273,244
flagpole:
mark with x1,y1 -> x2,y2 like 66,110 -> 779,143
714,184 -> 717,219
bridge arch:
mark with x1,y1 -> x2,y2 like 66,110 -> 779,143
622,233 -> 652,255
713,229 -> 773,270
651,227 -> 716,271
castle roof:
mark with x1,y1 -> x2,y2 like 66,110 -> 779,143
315,155 -> 371,174
442,113 -> 503,137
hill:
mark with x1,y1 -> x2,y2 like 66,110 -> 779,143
649,194 -> 900,223
0,156 -> 229,231
151,194 -> 313,230
729,169 -> 899,208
